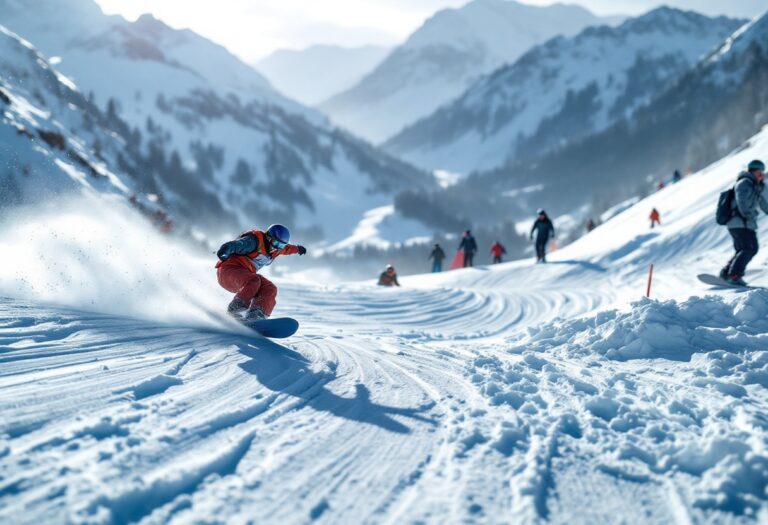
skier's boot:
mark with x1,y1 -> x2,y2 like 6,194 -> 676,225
719,268 -> 729,280
227,297 -> 248,317
244,306 -> 268,321
728,275 -> 748,287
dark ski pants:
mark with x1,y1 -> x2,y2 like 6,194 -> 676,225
492,255 -> 502,264
463,251 -> 475,267
217,265 -> 278,316
535,236 -> 549,261
722,228 -> 758,278
432,261 -> 442,273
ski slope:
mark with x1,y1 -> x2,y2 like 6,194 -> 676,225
2,128 -> 768,523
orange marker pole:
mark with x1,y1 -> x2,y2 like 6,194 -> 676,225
646,264 -> 654,298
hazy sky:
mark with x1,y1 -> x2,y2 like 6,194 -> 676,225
94,0 -> 766,62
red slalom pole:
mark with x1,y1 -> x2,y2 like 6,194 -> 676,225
646,264 -> 654,298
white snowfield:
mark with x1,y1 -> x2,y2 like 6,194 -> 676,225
2,128 -> 768,524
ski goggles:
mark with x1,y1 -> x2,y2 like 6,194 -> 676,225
270,238 -> 288,249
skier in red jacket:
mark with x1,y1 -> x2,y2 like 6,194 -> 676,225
216,224 -> 306,320
490,241 -> 506,264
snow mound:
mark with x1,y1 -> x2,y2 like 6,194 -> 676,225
517,292 -> 768,361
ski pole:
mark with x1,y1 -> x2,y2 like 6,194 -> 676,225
646,264 -> 654,298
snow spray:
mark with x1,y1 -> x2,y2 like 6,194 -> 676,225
0,195 -> 227,326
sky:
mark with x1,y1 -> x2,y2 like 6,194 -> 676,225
94,0 -> 766,63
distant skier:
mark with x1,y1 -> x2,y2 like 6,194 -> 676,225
378,265 -> 401,287
530,209 -> 555,263
490,241 -> 506,264
216,224 -> 306,320
586,218 -> 596,232
657,181 -> 666,191
672,170 -> 682,184
458,230 -> 478,267
650,208 -> 661,229
429,243 -> 446,273
718,159 -> 768,286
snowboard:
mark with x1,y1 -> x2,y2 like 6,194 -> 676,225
240,317 -> 299,338
697,273 -> 763,290
450,251 -> 465,270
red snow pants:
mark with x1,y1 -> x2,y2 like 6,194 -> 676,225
217,264 -> 278,316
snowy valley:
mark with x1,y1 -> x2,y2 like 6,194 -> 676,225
2,121 -> 768,524
2,0 -> 768,523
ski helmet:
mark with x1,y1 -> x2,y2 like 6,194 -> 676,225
537,209 -> 546,216
266,224 -> 290,243
748,159 -> 766,172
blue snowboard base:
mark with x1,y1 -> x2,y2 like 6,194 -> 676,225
240,317 -> 299,338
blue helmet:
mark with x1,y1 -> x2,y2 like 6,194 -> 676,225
266,224 -> 290,244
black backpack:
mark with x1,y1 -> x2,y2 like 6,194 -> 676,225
716,181 -> 752,225
716,188 -> 737,225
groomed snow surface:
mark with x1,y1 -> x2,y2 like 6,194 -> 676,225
3,127 -> 768,524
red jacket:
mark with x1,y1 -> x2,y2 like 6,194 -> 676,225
490,243 -> 506,257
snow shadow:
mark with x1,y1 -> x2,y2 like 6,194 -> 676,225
548,259 -> 607,273
235,340 -> 436,434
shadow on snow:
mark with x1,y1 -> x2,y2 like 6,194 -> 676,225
234,338 -> 436,434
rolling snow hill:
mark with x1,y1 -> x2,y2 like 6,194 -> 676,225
2,106 -> 768,524
256,45 -> 390,106
0,0 -> 434,244
319,0 -> 617,144
385,7 -> 745,174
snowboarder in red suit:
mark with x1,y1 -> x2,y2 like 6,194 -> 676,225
490,241 -> 506,264
649,208 -> 661,229
216,224 -> 306,320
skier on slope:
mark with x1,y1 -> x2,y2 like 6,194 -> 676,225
718,159 -> 768,286
429,243 -> 446,273
458,230 -> 478,267
649,208 -> 661,229
216,224 -> 306,320
490,241 -> 506,264
530,209 -> 555,263
378,265 -> 401,286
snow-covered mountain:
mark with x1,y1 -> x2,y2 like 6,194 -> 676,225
0,0 -> 433,244
319,0 -> 618,144
0,24 -> 180,228
391,9 -> 767,235
256,45 -> 390,106
386,7 -> 745,174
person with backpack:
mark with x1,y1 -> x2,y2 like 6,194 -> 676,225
490,241 -> 506,264
649,208 -> 661,228
717,159 -> 768,286
458,230 -> 478,267
530,209 -> 555,263
428,243 -> 446,272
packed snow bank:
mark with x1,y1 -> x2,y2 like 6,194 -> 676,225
517,292 -> 768,361
0,195 -> 228,327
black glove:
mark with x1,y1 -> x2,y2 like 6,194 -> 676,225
217,242 -> 233,261
297,245 -> 307,255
